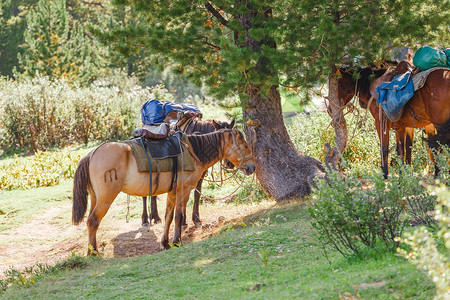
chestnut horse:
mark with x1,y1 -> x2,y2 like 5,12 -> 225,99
142,118 -> 235,227
337,62 -> 448,176
72,128 -> 255,253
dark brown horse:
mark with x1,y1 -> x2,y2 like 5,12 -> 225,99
337,62 -> 449,176
73,128 -> 255,253
141,118 -> 235,227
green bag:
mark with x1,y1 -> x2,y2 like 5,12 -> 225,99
413,46 -> 448,70
444,48 -> 450,68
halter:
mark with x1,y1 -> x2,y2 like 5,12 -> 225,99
226,129 -> 253,170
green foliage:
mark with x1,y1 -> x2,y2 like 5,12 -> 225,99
398,186 -> 450,300
100,0 -> 448,101
16,0 -> 107,85
309,164 -> 437,257
0,73 -> 175,153
288,110 -> 380,174
0,150 -> 78,190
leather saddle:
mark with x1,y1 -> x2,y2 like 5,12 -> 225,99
142,131 -> 183,159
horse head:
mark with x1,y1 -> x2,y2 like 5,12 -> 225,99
212,119 -> 236,169
225,128 -> 255,175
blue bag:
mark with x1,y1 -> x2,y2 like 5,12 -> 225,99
376,72 -> 414,122
141,99 -> 201,125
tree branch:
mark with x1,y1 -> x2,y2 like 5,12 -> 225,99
205,2 -> 228,27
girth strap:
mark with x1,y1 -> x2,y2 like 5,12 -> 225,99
139,137 -> 153,225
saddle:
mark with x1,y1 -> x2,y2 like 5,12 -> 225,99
122,132 -> 196,194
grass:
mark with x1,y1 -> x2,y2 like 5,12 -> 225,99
1,201 -> 435,299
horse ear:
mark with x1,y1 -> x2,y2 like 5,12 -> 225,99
229,119 -> 235,128
212,119 -> 219,129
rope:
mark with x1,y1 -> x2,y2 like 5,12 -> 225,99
126,194 -> 130,223
194,173 -> 256,202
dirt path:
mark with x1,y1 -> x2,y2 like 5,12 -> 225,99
0,195 -> 274,277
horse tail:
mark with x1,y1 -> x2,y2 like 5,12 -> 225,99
427,120 -> 450,150
72,155 -> 91,225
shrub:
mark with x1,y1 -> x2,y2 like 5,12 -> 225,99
398,185 -> 449,300
0,149 -> 82,190
309,164 -> 437,257
0,72 -> 176,154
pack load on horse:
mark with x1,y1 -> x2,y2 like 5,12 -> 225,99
132,99 -> 236,227
334,49 -> 449,177
132,99 -> 203,140
373,47 -> 450,123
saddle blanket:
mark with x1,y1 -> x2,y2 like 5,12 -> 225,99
412,67 -> 449,91
122,133 -> 196,172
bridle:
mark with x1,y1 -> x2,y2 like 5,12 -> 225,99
226,129 -> 254,170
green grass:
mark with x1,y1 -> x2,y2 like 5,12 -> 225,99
1,202 -> 435,299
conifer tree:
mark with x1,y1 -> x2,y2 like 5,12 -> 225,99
98,0 -> 448,200
0,0 -> 35,77
16,0 -> 107,85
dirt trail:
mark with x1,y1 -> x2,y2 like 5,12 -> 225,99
0,197 -> 274,277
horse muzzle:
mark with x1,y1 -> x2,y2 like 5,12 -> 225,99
242,161 -> 256,175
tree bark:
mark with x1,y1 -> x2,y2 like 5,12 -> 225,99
243,85 -> 325,201
324,76 -> 348,170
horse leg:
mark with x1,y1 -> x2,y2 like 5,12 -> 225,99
151,196 -> 161,223
192,172 -> 206,225
86,191 -> 119,255
424,124 -> 438,176
142,197 -> 149,227
404,128 -> 414,165
173,192 -> 190,247
395,128 -> 414,165
395,128 -> 407,164
375,119 -> 390,178
161,192 -> 176,250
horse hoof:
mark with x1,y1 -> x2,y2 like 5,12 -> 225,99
153,217 -> 162,224
193,217 -> 202,225
142,222 -> 150,227
161,240 -> 171,250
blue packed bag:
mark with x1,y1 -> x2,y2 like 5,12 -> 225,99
413,46 -> 448,70
141,99 -> 201,125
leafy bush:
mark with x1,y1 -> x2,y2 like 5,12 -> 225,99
0,148 -> 85,190
288,111 -> 382,175
309,165 -> 437,257
0,72 -> 175,154
398,186 -> 449,300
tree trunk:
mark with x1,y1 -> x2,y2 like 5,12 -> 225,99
243,85 -> 325,201
324,76 -> 348,170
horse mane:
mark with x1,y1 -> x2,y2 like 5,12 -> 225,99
339,63 -> 395,108
187,130 -> 228,165
185,118 -> 217,134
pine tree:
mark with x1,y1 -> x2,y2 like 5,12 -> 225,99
16,0 -> 107,85
0,0 -> 37,77
98,0 -> 448,200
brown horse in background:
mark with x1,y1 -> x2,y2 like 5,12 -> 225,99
73,128 -> 255,253
141,118 -> 235,227
337,62 -> 448,176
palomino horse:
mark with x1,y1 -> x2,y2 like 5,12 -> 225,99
141,118 -> 235,226
73,128 -> 255,253
337,62 -> 447,176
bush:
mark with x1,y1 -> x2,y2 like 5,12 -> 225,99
398,185 -> 449,300
0,72 -> 175,154
309,164 -> 437,257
